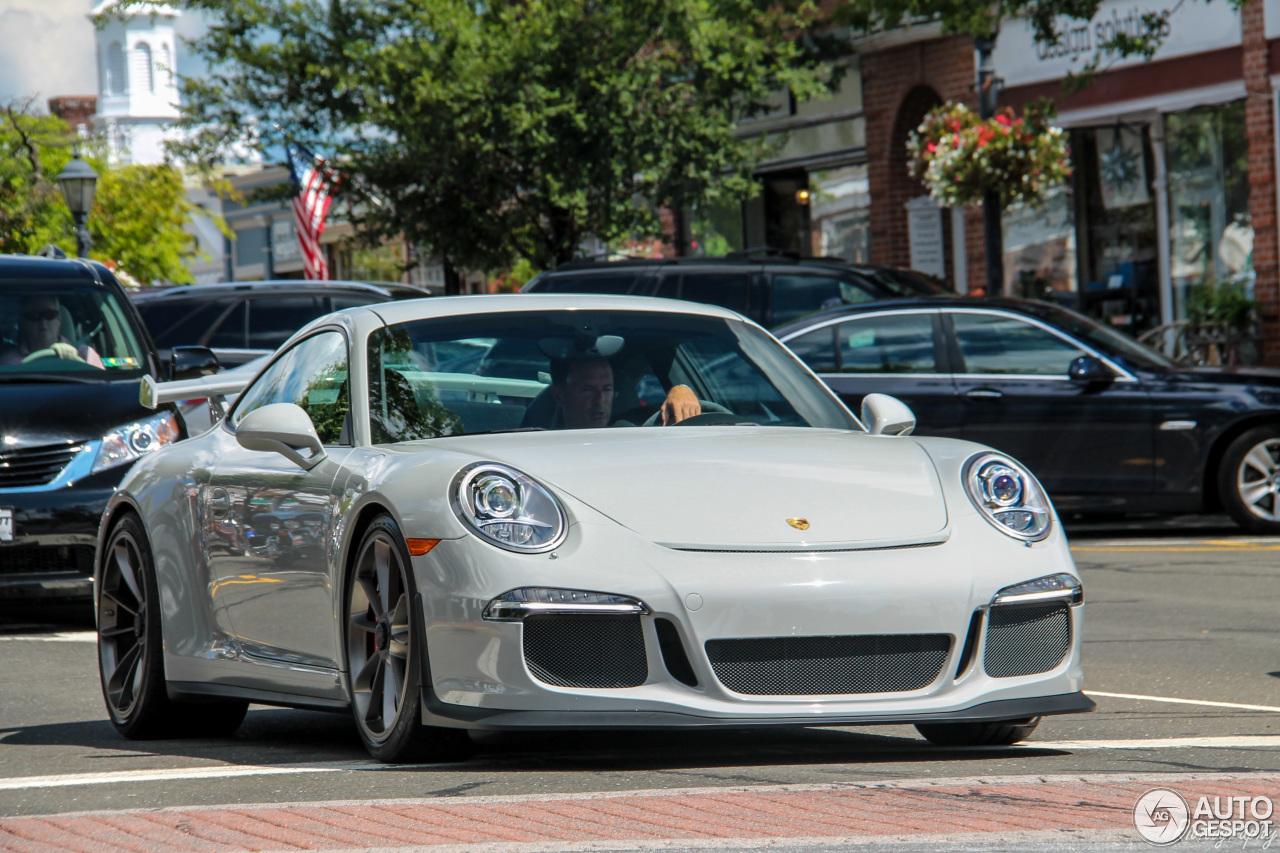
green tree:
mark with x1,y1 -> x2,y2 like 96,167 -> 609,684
170,0 -> 844,274
1,99 -> 203,284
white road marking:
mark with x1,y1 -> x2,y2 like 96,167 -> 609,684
5,735 -> 1280,792
1090,690 -> 1280,713
0,762 -> 368,791
0,632 -> 96,643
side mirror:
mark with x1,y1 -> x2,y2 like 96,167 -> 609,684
171,346 -> 221,382
861,393 -> 916,436
1068,355 -> 1115,383
235,403 -> 327,470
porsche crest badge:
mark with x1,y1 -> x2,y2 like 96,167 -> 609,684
786,518 -> 810,531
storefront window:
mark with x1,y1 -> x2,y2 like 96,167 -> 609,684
809,164 -> 871,262
1001,185 -> 1077,304
1165,100 -> 1252,319
1071,124 -> 1161,336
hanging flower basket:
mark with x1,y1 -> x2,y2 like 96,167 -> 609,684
907,102 -> 1071,208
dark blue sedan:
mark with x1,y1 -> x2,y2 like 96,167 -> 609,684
776,298 -> 1280,533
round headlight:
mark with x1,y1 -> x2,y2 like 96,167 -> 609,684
452,463 -> 567,553
963,453 -> 1053,541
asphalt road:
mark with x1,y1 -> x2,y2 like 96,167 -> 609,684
1,513 -> 1278,847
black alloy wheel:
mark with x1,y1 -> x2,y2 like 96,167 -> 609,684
1219,426 -> 1280,534
98,513 -> 247,738
344,514 -> 473,763
914,717 -> 1041,747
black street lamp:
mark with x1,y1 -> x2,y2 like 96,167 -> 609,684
56,148 -> 98,259
975,34 -> 1004,297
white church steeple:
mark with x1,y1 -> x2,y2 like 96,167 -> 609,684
90,1 -> 181,165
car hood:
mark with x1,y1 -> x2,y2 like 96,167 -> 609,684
437,427 -> 949,549
0,380 -> 148,448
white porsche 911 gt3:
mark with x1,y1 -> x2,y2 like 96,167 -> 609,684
96,295 -> 1092,762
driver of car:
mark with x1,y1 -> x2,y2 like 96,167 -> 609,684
1,294 -> 104,368
551,357 -> 700,428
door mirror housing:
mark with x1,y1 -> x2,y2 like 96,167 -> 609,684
235,403 -> 327,470
861,393 -> 917,436
171,346 -> 221,382
1068,355 -> 1116,383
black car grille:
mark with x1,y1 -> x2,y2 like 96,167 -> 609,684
705,634 -> 951,696
0,544 -> 95,577
522,615 -> 648,688
0,443 -> 84,488
984,604 -> 1071,678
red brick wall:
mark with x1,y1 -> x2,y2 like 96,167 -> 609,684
863,35 -> 983,290
1243,0 -> 1280,365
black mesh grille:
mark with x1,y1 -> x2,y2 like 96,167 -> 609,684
0,544 -> 95,576
984,604 -> 1071,678
522,615 -> 647,688
0,443 -> 83,488
705,634 -> 951,696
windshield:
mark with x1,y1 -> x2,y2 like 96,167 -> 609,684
367,310 -> 858,442
1036,304 -> 1174,370
0,280 -> 149,381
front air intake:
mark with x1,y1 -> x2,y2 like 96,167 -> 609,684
984,603 -> 1071,678
522,615 -> 647,688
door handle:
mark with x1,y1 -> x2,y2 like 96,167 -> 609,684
965,389 -> 1003,399
207,488 -> 231,513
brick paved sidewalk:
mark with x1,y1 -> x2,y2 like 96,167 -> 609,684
2,773 -> 1277,852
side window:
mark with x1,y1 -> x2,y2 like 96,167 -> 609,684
784,326 -> 837,373
206,301 -> 246,349
838,313 -> 938,374
231,331 -> 350,445
952,313 -> 1086,375
676,273 -> 751,314
247,295 -> 327,350
771,275 -> 875,327
135,299 -> 233,348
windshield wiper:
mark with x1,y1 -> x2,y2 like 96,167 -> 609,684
458,427 -> 548,437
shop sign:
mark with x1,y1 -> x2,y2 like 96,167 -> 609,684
906,195 -> 946,279
994,0 -> 1240,88
272,219 -> 301,264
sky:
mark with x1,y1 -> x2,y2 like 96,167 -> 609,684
0,0 -> 207,108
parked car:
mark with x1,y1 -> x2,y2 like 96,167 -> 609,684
775,297 -> 1280,533
132,279 -> 434,373
0,254 -> 188,604
99,293 -> 1091,761
521,251 -> 953,328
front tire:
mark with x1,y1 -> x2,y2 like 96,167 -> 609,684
915,717 -> 1041,746
1218,426 -> 1280,534
98,514 -> 247,739
344,514 -> 473,763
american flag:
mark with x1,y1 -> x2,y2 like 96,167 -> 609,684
286,141 -> 337,280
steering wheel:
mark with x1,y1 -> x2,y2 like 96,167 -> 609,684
642,399 -> 732,427
21,346 -> 83,364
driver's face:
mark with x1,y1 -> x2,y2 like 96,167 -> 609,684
20,296 -> 60,351
553,360 -> 614,429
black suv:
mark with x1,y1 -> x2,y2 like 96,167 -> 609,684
521,252 -> 953,328
133,279 -> 434,372
0,255 -> 185,604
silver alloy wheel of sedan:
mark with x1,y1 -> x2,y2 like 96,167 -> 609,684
1237,438 -> 1280,522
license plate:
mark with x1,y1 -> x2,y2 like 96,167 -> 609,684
0,508 -> 12,543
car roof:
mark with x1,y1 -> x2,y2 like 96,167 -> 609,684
0,253 -> 118,284
131,279 -> 432,301
771,296 -> 1056,336
352,292 -> 751,326
549,252 -> 902,272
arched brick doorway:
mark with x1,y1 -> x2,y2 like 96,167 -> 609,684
881,86 -> 943,273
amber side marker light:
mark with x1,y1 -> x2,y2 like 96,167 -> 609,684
406,538 -> 441,556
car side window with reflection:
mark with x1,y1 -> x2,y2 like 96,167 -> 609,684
772,275 -> 876,327
231,331 -> 350,445
952,313 -> 1086,375
784,326 -> 837,373
838,314 -> 937,374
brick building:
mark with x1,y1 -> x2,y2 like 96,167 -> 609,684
695,0 -> 1280,364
